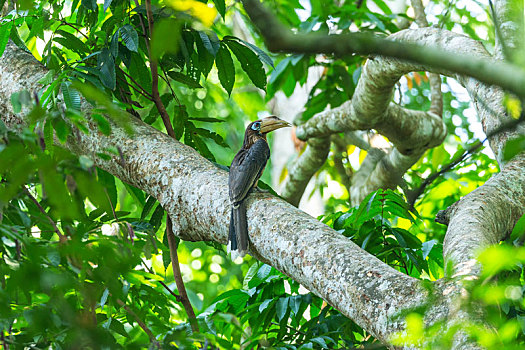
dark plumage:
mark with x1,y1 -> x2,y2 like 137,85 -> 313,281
228,116 -> 291,259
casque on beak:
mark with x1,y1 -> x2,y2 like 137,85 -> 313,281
259,116 -> 292,133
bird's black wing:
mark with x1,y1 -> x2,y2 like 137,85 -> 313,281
229,139 -> 270,204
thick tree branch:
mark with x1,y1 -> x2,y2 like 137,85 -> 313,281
0,41 -> 428,345
281,137 -> 330,206
240,0 -> 525,99
443,154 -> 525,273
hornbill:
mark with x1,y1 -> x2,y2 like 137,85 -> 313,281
228,116 -> 291,259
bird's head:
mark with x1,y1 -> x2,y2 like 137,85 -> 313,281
248,116 -> 291,135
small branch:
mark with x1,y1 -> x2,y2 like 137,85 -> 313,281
270,321 -> 307,336
1,330 -> 8,350
407,115 -> 525,207
58,20 -> 89,40
144,0 -> 176,138
120,69 -> 154,99
166,216 -> 199,332
117,76 -> 154,102
160,66 -> 182,107
22,186 -> 66,244
116,298 -> 160,348
140,258 -> 183,303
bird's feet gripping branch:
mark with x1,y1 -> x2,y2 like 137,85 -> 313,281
227,116 -> 291,260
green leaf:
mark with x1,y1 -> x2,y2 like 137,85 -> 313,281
91,113 -> 111,135
215,43 -> 235,95
0,20 -> 13,57
258,299 -> 273,313
97,168 -> 118,213
372,0 -> 392,15
61,81 -> 81,111
212,0 -> 226,18
149,203 -> 165,232
38,70 -> 56,85
310,337 -> 328,349
173,105 -> 187,140
167,71 -> 202,88
127,52 -> 152,93
97,48 -> 116,90
100,288 -> 109,308
226,36 -> 274,67
195,31 -> 214,77
194,127 -> 229,148
503,136 -> 525,161
510,213 -> 525,243
151,18 -> 181,59
243,262 -> 260,289
53,117 -> 69,143
225,39 -> 266,90
198,31 -> 220,56
120,24 -> 138,52
10,92 -> 21,114
54,30 -> 90,54
110,29 -> 119,57
141,196 -> 157,221
44,119 -> 54,152
276,297 -> 289,321
123,183 -> 145,206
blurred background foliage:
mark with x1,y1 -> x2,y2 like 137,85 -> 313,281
0,0 -> 523,349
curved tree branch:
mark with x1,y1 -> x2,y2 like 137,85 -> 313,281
280,137 -> 330,206
443,154 -> 525,273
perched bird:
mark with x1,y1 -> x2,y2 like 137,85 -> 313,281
228,116 -> 291,259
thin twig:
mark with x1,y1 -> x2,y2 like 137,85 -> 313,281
120,70 -> 154,99
1,329 -> 8,350
59,20 -> 90,40
166,216 -> 199,332
144,0 -> 176,138
140,258 -> 183,302
407,115 -> 525,207
22,186 -> 66,243
270,322 -> 307,336
117,75 -> 154,102
160,66 -> 182,107
116,298 -> 161,348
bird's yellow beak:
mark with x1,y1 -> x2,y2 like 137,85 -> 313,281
259,116 -> 291,133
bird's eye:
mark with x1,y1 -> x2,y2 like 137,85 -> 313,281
251,122 -> 261,131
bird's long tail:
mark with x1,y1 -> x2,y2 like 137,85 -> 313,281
228,201 -> 248,259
